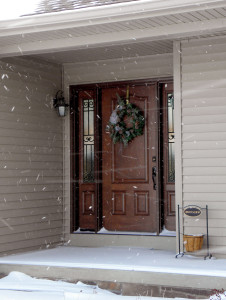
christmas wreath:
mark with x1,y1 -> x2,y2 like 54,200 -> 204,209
106,93 -> 145,146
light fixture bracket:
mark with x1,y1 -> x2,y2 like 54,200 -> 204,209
53,90 -> 69,117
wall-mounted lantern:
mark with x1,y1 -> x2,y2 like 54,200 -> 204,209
53,90 -> 69,117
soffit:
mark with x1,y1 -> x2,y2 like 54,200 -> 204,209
1,4 -> 226,59
32,30 -> 226,64
2,7 -> 226,46
30,40 -> 174,64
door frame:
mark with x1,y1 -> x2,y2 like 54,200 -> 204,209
69,78 -> 173,234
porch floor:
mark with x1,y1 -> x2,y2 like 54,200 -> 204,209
0,246 -> 225,297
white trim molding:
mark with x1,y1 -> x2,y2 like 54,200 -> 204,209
173,40 -> 183,254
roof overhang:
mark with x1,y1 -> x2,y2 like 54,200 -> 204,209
1,0 -> 226,34
0,0 -> 226,61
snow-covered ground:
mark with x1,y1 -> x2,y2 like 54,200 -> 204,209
0,246 -> 225,299
0,271 -> 208,300
0,246 -> 224,276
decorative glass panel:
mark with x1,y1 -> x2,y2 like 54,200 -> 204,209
167,93 -> 175,183
83,99 -> 95,182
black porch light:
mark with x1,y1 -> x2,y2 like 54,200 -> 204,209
53,90 -> 69,117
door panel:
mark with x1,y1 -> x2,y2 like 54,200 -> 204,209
113,118 -> 148,182
78,89 -> 97,231
162,83 -> 176,231
102,84 -> 159,233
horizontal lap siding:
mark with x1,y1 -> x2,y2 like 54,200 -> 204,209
181,37 -> 226,257
0,57 -> 63,255
64,53 -> 173,85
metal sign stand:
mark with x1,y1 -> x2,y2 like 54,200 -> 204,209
175,205 -> 212,260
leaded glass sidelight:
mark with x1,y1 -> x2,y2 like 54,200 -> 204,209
167,93 -> 175,183
83,99 -> 95,182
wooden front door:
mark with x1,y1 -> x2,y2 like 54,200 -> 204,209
102,84 -> 159,233
70,81 -> 175,234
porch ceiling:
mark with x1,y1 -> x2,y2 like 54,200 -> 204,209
31,30 -> 226,64
32,39 -> 174,64
1,0 -> 226,61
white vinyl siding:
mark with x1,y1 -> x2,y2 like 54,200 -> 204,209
64,53 -> 173,86
180,36 -> 226,258
0,57 -> 63,255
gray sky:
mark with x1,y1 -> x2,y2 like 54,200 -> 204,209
0,0 -> 40,20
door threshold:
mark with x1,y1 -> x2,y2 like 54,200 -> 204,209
73,227 -> 176,237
